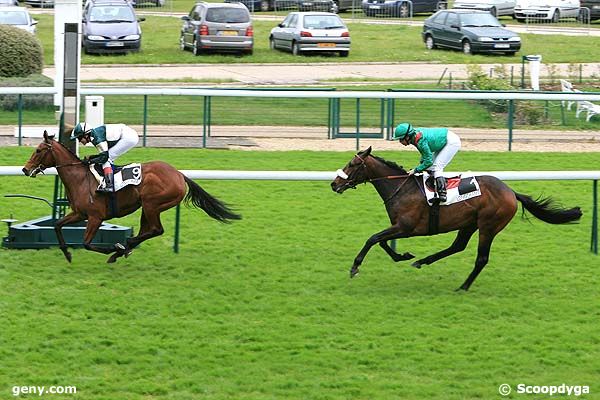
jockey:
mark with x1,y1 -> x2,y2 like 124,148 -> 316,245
392,122 -> 461,202
70,123 -> 139,193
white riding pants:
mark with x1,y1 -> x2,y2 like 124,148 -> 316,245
431,130 -> 461,178
102,126 -> 139,169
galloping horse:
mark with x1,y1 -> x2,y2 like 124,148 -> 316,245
22,132 -> 241,263
330,147 -> 582,291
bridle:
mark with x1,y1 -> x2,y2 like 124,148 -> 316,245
29,141 -> 83,176
336,152 -> 414,203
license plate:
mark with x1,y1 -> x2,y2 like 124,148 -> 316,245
106,41 -> 124,47
318,43 -> 336,47
219,30 -> 238,36
494,43 -> 510,49
370,5 -> 380,8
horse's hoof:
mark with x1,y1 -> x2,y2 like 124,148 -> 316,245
124,250 -> 133,259
411,261 -> 422,269
107,255 -> 118,264
455,286 -> 468,292
350,268 -> 359,278
115,243 -> 126,251
65,253 -> 72,263
403,252 -> 415,260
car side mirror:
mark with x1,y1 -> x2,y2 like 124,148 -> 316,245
451,24 -> 460,30
501,23 -> 506,27
181,15 -> 190,21
278,23 -> 284,27
32,20 -> 38,25
138,17 -> 146,22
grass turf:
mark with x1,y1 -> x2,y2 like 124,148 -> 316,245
0,148 -> 598,399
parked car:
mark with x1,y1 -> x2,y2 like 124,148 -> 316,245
422,9 -> 521,55
335,0 -> 358,11
127,0 -> 165,7
0,0 -> 19,6
223,0 -> 296,11
452,0 -> 515,17
362,0 -> 446,17
514,0 -> 580,21
24,0 -> 53,7
82,0 -> 144,54
0,6 -> 38,34
180,2 -> 253,55
269,11 -> 350,56
579,0 -> 600,20
298,0 -> 338,12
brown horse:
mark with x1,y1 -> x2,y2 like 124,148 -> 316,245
330,147 -> 582,291
22,132 -> 241,263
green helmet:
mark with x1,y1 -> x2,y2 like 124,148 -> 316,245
70,123 -> 87,140
392,123 -> 414,140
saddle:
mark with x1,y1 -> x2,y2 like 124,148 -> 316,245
90,163 -> 142,192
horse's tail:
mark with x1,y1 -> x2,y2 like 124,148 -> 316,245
183,175 -> 242,223
514,192 -> 582,224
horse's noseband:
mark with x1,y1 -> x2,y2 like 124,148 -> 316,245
340,154 -> 368,190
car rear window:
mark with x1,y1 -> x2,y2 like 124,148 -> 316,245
89,5 -> 135,23
303,15 -> 344,29
206,8 -> 250,23
0,10 -> 28,25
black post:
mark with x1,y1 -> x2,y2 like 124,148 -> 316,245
592,179 -> 598,255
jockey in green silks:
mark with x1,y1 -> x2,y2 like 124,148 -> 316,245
392,122 -> 462,203
70,123 -> 139,193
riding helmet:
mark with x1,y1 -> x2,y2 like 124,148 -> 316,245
392,123 -> 415,140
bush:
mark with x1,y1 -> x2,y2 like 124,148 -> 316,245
0,74 -> 54,111
0,25 -> 44,78
466,64 -> 515,113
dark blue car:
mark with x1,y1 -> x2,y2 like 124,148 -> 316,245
422,9 -> 521,55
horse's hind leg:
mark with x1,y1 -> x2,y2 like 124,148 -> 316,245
457,230 -> 495,291
107,210 -> 165,263
411,226 -> 477,269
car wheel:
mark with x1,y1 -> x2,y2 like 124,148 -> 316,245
425,35 -> 436,50
506,51 -> 516,56
339,50 -> 349,57
269,37 -> 276,50
551,9 -> 559,22
462,39 -> 472,55
193,38 -> 202,56
179,35 -> 186,51
397,2 -> 410,17
489,7 -> 496,17
292,42 -> 300,56
260,0 -> 270,11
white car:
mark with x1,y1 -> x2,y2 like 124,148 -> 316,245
269,12 -> 350,57
452,0 -> 516,17
0,6 -> 38,34
514,0 -> 580,21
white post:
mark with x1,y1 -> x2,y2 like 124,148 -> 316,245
526,55 -> 542,91
53,0 -> 82,116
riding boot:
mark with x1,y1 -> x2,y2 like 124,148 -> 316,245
97,172 -> 114,193
435,176 -> 447,203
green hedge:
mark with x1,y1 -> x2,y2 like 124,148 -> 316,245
0,25 -> 44,77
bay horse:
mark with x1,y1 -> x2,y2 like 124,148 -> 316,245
330,147 -> 582,291
22,132 -> 241,263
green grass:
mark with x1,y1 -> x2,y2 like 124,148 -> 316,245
0,148 -> 599,399
33,14 -> 600,65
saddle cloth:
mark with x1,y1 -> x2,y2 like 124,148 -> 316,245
422,172 -> 481,206
90,163 -> 142,192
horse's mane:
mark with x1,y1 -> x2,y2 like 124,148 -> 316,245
370,154 -> 407,174
51,137 -> 82,161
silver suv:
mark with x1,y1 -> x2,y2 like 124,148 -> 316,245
180,2 -> 253,55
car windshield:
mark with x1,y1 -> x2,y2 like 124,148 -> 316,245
0,10 -> 28,25
206,8 -> 249,23
460,13 -> 501,27
303,15 -> 344,29
89,6 -> 135,23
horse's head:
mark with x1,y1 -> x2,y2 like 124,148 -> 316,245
22,131 -> 58,177
331,147 -> 374,193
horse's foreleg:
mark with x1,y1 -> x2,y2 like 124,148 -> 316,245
378,241 -> 415,263
54,212 -> 85,263
351,225 -> 407,278
412,226 -> 477,269
82,217 -> 119,256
